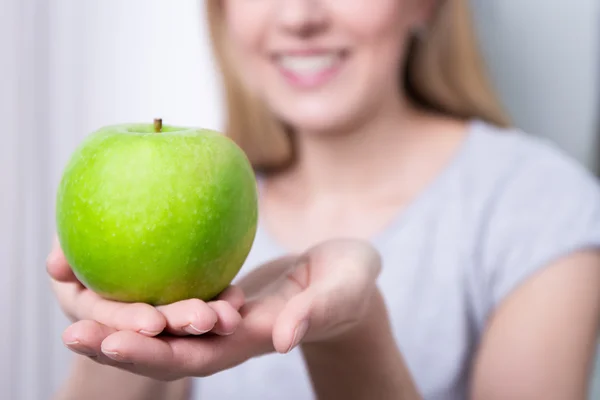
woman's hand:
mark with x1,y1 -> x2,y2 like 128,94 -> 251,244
51,238 -> 382,381
237,238 -> 383,352
47,237 -> 244,360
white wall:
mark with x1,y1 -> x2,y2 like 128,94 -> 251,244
471,0 -> 600,172
1,1 -> 598,399
2,1 -> 223,398
0,2 -> 26,399
1,1 -> 58,399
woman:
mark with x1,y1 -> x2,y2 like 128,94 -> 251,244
49,0 -> 600,399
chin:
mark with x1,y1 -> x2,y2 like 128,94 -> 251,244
284,114 -> 353,136
272,103 -> 361,136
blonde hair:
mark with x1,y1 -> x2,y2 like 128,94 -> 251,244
206,0 -> 511,173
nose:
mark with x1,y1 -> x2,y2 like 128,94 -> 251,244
275,0 -> 327,37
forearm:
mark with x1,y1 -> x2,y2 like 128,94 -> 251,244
53,355 -> 191,400
301,290 -> 422,400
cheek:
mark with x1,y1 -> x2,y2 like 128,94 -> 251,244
222,1 -> 270,89
344,1 -> 415,102
336,0 -> 412,63
336,0 -> 409,33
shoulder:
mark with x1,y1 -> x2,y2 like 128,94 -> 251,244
463,120 -> 600,305
464,119 -> 600,215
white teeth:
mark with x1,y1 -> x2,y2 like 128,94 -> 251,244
278,54 -> 339,74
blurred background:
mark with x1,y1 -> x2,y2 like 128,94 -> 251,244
0,0 -> 599,399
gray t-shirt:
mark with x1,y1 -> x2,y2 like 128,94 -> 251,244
193,120 -> 600,400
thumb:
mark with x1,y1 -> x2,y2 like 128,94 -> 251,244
272,289 -> 313,354
272,281 -> 369,354
271,257 -> 313,354
46,236 -> 78,283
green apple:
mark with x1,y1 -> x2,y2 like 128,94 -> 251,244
55,119 -> 258,305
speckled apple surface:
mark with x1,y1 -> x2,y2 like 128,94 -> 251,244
56,123 -> 258,305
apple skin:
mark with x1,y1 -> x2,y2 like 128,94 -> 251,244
55,123 -> 258,305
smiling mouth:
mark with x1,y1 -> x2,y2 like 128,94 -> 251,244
273,50 -> 348,88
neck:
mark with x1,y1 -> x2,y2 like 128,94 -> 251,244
277,98 -> 436,198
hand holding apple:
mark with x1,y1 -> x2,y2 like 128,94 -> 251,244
47,241 -> 245,383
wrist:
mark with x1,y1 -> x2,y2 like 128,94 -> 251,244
300,289 -> 422,400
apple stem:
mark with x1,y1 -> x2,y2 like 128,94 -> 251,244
154,118 -> 163,133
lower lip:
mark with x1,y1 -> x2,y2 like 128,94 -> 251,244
277,60 -> 343,89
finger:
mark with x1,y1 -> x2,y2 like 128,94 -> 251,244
100,330 -> 182,375
50,279 -> 85,322
46,237 -> 78,283
63,319 -> 116,356
62,320 -> 130,367
156,299 -> 218,336
235,255 -> 299,297
76,290 -> 167,335
275,279 -> 369,349
252,259 -> 310,354
306,238 -> 382,283
100,330 -> 242,379
272,290 -> 312,354
207,300 -> 242,336
215,285 -> 245,311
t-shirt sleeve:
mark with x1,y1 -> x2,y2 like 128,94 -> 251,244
482,153 -> 600,308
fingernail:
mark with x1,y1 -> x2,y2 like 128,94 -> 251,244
138,329 -> 162,337
184,324 -> 210,335
102,349 -> 130,363
286,319 -> 309,353
64,341 -> 97,357
216,327 -> 236,336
